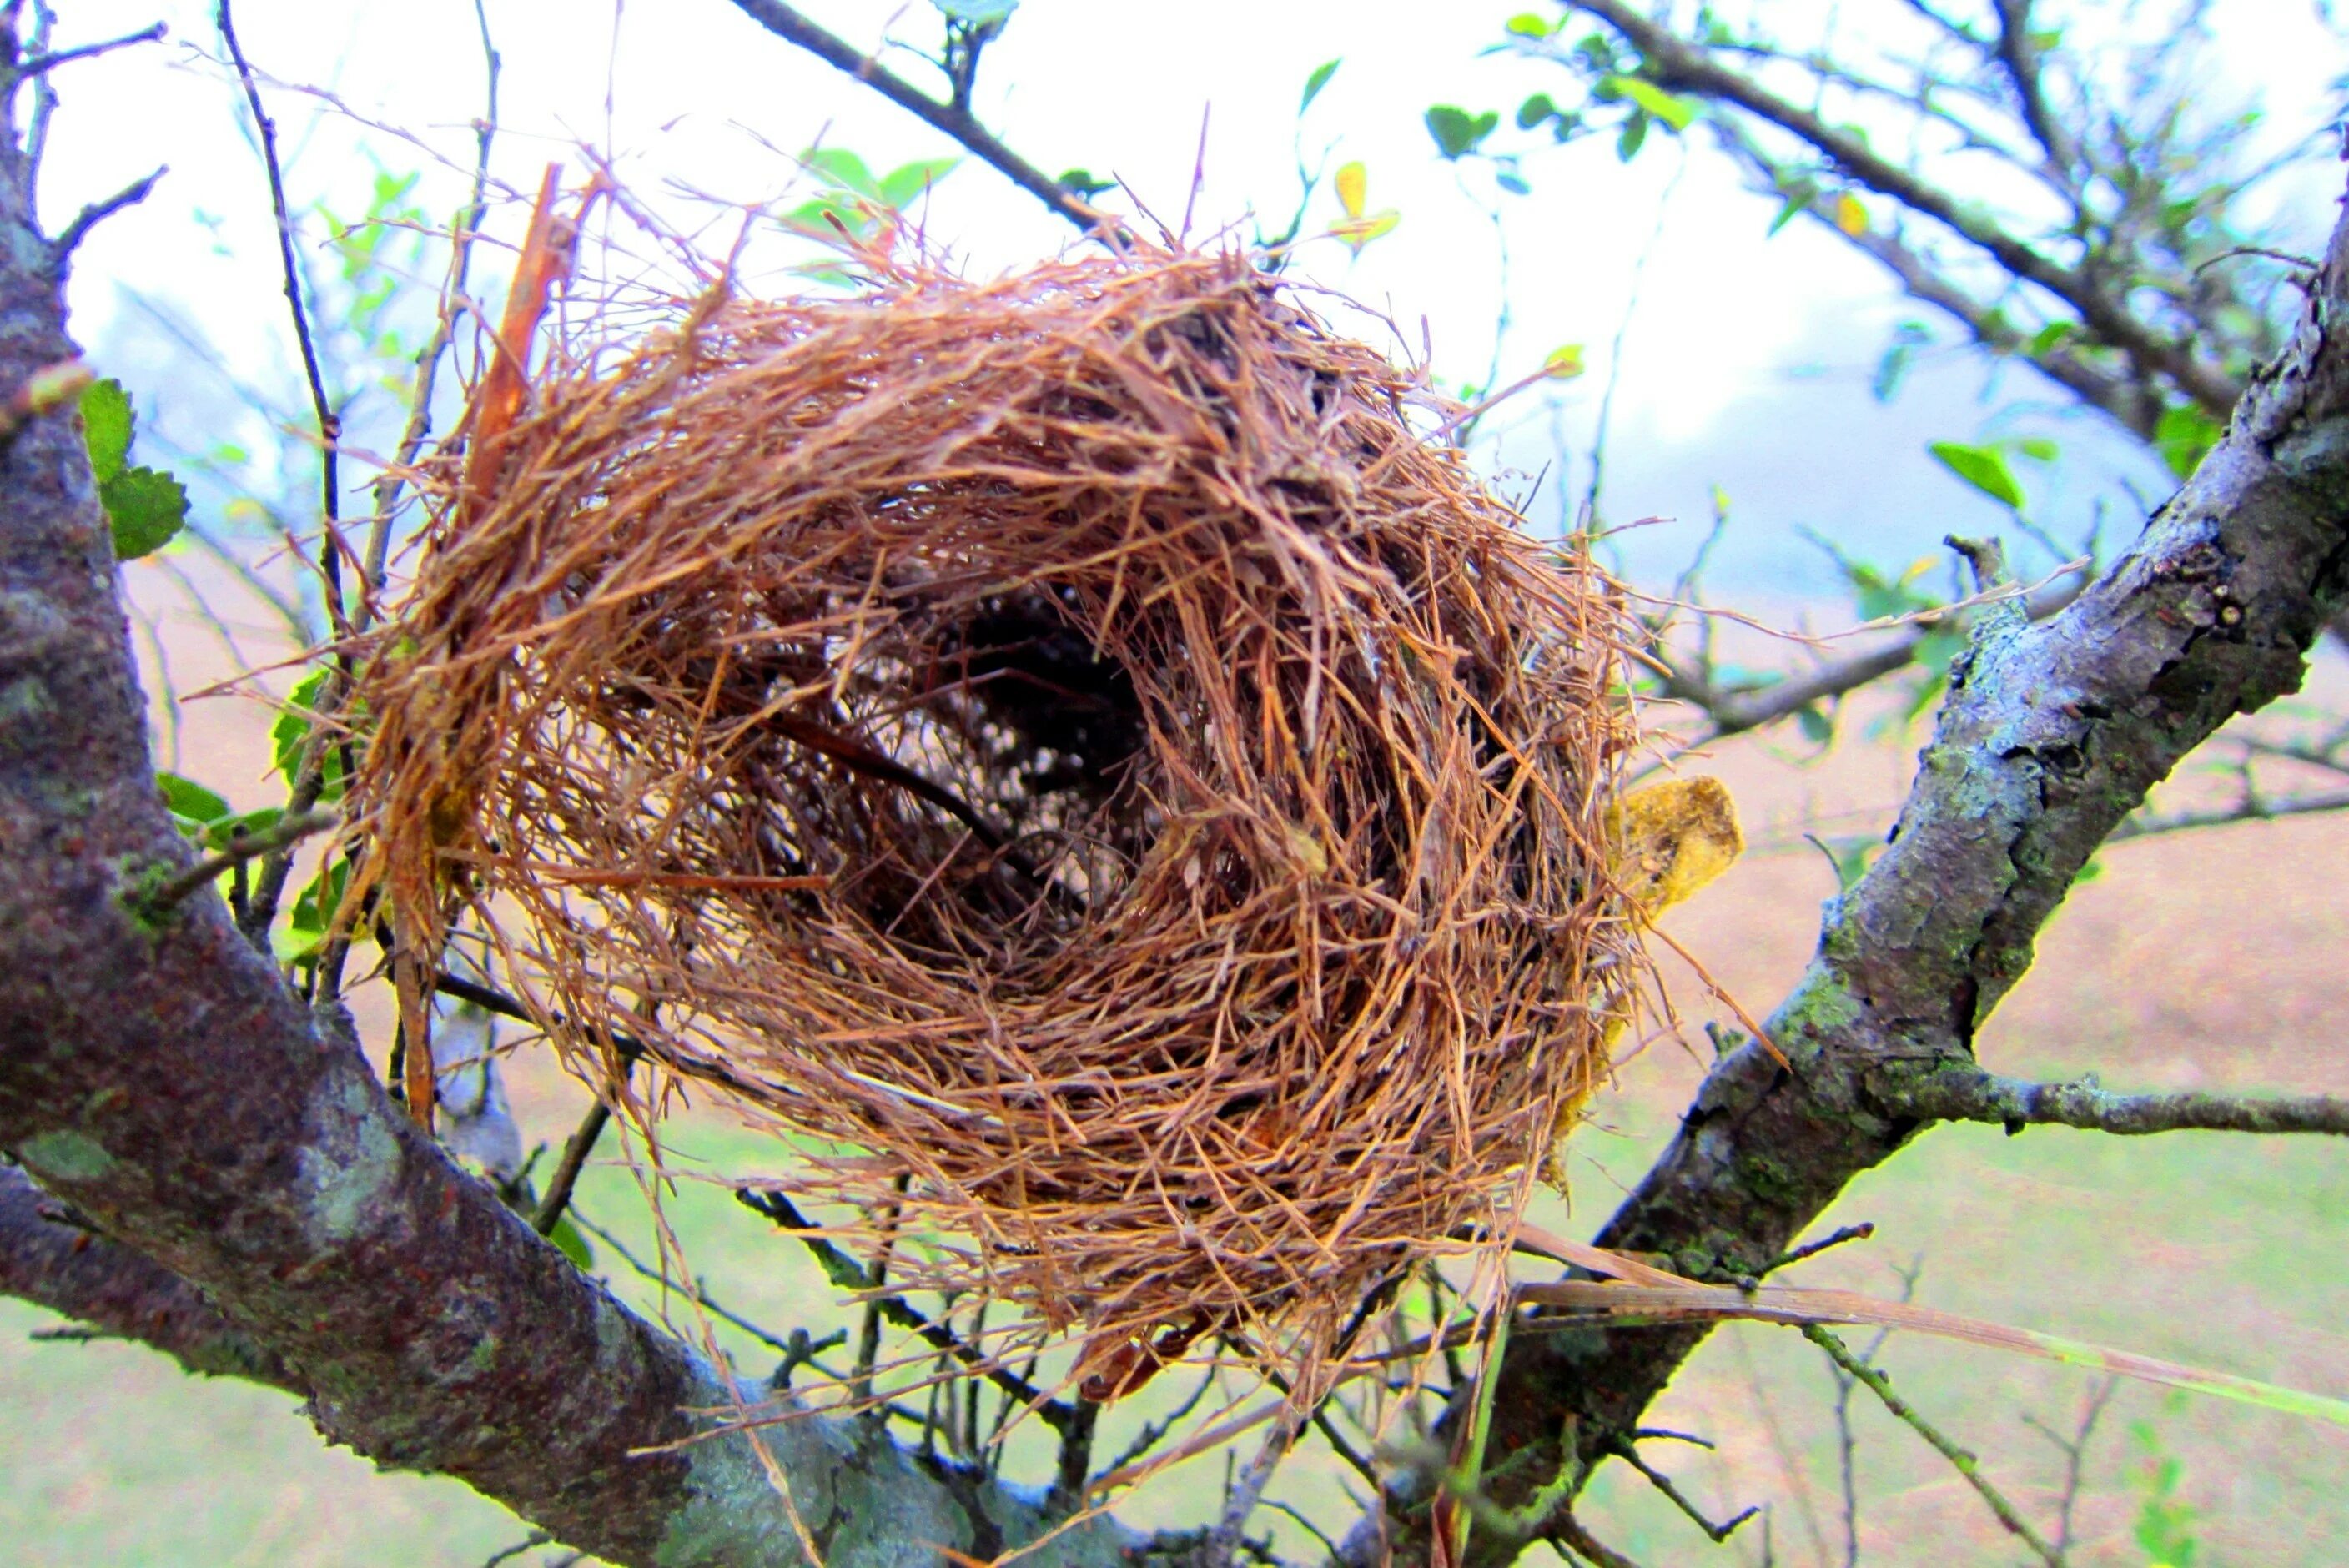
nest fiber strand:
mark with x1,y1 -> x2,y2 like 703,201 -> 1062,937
358,248 -> 1644,1374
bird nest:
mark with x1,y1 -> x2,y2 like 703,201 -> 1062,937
353,245 -> 1650,1387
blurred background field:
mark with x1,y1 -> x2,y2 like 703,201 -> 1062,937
6,602 -> 2342,1565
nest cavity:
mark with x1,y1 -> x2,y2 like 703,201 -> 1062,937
357,248 -> 1646,1374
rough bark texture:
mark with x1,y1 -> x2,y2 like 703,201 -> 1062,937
0,67 -> 1133,1568
1342,176 -> 2349,1566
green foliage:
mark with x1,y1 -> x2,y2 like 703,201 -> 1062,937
1872,321 -> 1932,403
2155,403 -> 2224,481
1057,168 -> 1114,198
546,1214 -> 595,1272
2130,1405 -> 2204,1567
784,148 -> 961,240
80,378 -> 188,561
270,670 -> 347,805
1601,73 -> 1696,131
1300,58 -> 1340,113
1425,104 -> 1500,160
1928,440 -> 2025,510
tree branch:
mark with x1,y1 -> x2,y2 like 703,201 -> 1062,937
0,1164 -> 299,1391
722,0 -> 1112,239
1569,0 -> 2242,418
1894,1070 -> 2349,1136
1351,164 -> 2349,1566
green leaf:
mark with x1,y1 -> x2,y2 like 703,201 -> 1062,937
81,377 -> 132,483
1057,168 -> 1114,198
932,0 -> 1017,27
2012,435 -> 2060,464
273,671 -> 329,781
102,465 -> 188,560
1928,440 -> 2025,510
1795,703 -> 1834,746
1767,176 -> 1818,236
289,855 -> 350,937
802,147 -> 878,197
1300,58 -> 1340,113
205,806 -> 284,851
1517,92 -> 1558,129
2025,319 -> 2077,357
877,157 -> 958,210
1503,12 -> 1550,36
2155,403 -> 2222,481
158,771 -> 230,838
1605,75 -> 1697,131
1496,169 -> 1531,196
1425,105 -> 1499,160
1543,343 -> 1586,379
546,1214 -> 595,1271
1615,110 -> 1649,162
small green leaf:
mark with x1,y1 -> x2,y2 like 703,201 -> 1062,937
877,157 -> 958,210
289,856 -> 350,937
1517,92 -> 1558,129
801,147 -> 878,197
1496,169 -> 1531,196
1503,12 -> 1550,36
1795,703 -> 1834,746
2026,319 -> 2077,357
1929,440 -> 2025,510
205,806 -> 284,851
1300,58 -> 1340,113
1615,111 -> 1649,162
1604,74 -> 1696,131
82,378 -> 132,482
2155,403 -> 2222,481
1767,177 -> 1818,236
158,771 -> 230,832
103,465 -> 188,560
2012,435 -> 2060,464
1543,343 -> 1586,379
1425,105 -> 1500,160
1057,168 -> 1114,199
546,1214 -> 595,1271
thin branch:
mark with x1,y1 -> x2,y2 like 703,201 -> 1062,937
1759,1223 -> 1877,1278
732,1188 -> 1079,1435
20,18 -> 163,76
530,1034 -> 641,1236
1550,1512 -> 1648,1568
1570,0 -> 2242,416
49,164 -> 163,262
1896,1068 -> 2349,1136
1801,1324 -> 2063,1565
139,809 -> 336,913
216,0 -> 345,631
2107,787 -> 2349,841
2023,1375 -> 2118,1558
1604,1438 -> 1760,1543
723,0 -> 1114,239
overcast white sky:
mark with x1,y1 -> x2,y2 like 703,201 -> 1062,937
34,0 -> 2349,596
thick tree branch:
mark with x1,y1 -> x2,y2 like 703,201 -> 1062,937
0,1164 -> 299,1390
1352,169 -> 2349,1565
723,0 -> 1113,239
1893,1072 -> 2349,1136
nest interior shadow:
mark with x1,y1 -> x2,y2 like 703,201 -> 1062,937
356,247 -> 1647,1381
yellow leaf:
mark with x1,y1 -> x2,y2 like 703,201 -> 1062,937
1544,343 -> 1586,380
1834,192 -> 1869,236
1332,209 -> 1400,254
1335,160 -> 1368,219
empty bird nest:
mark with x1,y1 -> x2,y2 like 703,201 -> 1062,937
350,239 -> 1662,1392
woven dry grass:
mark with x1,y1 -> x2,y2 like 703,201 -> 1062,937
352,244 -> 1649,1388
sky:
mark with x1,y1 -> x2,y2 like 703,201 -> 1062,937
32,0 -> 2349,601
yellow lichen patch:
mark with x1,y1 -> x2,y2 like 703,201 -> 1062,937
1608,775 -> 1744,916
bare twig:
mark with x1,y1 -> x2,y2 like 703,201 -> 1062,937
2024,1375 -> 2119,1558
1803,1324 -> 2064,1565
2107,788 -> 2349,842
1897,1068 -> 2349,1136
1760,1224 -> 1876,1278
530,1035 -> 642,1236
1550,1511 -> 1649,1568
19,18 -> 164,76
50,164 -> 164,262
723,0 -> 1115,239
1605,1438 -> 1760,1544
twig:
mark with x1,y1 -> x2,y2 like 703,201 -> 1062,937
723,0 -> 1115,239
1260,1498 -> 1340,1565
1550,1511 -> 1649,1568
217,0 -> 345,634
2024,1375 -> 2118,1558
566,1209 -> 797,1358
50,165 -> 164,262
1760,1223 -> 1876,1278
2107,787 -> 2349,842
530,1034 -> 643,1236
1896,1068 -> 2349,1136
140,809 -> 336,912
1101,1364 -> 1221,1477
732,1188 -> 1079,1434
19,18 -> 165,76
480,1532 -> 552,1568
1605,1438 -> 1759,1543
1802,1324 -> 2064,1565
